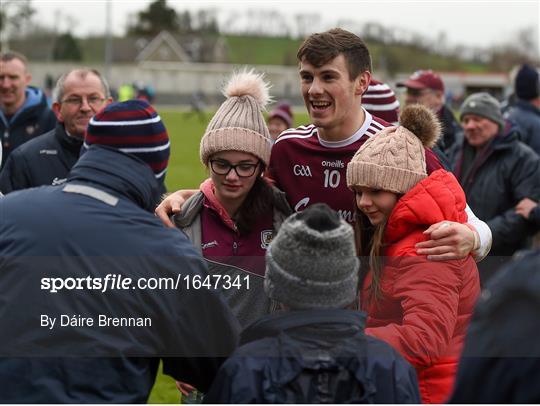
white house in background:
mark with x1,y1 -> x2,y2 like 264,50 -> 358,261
136,31 -> 192,63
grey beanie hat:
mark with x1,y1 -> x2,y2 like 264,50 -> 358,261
459,92 -> 505,129
264,203 -> 359,310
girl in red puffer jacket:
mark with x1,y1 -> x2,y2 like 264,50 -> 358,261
346,104 -> 480,403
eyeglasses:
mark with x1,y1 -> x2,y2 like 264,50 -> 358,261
61,96 -> 106,108
210,159 -> 260,178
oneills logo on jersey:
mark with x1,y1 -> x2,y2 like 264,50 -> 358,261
321,160 -> 345,168
260,230 -> 273,249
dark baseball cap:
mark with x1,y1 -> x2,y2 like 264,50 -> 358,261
397,70 -> 444,92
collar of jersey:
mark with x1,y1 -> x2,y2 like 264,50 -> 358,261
317,108 -> 373,149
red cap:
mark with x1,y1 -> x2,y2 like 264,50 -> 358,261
397,70 -> 444,92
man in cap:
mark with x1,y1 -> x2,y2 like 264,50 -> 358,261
0,100 -> 239,403
398,69 -> 461,154
452,92 -> 540,283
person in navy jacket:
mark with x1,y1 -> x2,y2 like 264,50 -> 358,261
0,100 -> 239,403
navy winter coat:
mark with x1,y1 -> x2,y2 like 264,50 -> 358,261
205,309 -> 420,404
0,123 -> 81,193
0,86 -> 56,167
449,249 -> 540,403
450,122 -> 540,281
0,146 -> 239,403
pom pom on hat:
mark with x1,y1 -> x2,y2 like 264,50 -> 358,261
200,68 -> 273,166
399,104 -> 441,148
346,104 -> 440,195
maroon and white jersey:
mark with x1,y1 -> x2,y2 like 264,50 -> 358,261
268,109 -> 442,223
269,110 -> 389,223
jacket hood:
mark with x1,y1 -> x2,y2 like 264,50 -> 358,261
0,86 -> 49,126
67,145 -> 160,212
385,169 -> 467,244
24,86 -> 47,109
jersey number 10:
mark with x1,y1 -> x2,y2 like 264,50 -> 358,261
323,169 -> 340,188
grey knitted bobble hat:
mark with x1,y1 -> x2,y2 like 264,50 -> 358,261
264,203 -> 359,310
200,69 -> 273,166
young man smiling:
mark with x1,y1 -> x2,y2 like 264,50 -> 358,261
268,28 -> 491,260
157,28 -> 491,261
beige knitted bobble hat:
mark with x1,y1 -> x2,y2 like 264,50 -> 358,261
346,104 -> 441,194
200,69 -> 273,166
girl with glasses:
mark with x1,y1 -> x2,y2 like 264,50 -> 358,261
174,70 -> 292,329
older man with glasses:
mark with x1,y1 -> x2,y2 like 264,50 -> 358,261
0,68 -> 112,193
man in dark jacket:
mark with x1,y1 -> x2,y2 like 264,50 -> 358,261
450,92 -> 540,283
505,64 -> 540,156
0,68 -> 112,193
0,100 -> 239,403
449,249 -> 540,403
0,51 -> 56,168
204,204 -> 420,404
397,69 -> 462,155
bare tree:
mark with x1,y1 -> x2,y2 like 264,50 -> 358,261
0,0 -> 35,51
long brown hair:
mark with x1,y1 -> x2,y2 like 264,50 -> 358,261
354,205 -> 387,304
234,164 -> 274,235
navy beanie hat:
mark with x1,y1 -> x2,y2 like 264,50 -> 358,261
84,100 -> 170,179
515,64 -> 540,100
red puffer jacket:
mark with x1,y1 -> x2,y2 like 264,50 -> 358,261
362,169 -> 480,404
